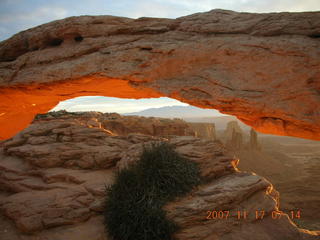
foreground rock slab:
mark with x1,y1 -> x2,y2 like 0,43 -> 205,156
1,111 -> 215,169
0,10 -> 320,140
0,116 -> 318,239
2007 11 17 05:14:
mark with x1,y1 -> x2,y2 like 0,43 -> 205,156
206,210 -> 301,220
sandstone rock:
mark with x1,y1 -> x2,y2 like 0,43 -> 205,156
171,136 -> 238,180
0,149 -> 115,234
164,170 -> 318,240
3,117 -> 130,169
0,10 -> 319,140
38,110 -> 196,138
249,128 -> 261,150
1,188 -> 94,233
2,111 -> 206,169
0,215 -> 108,240
0,113 -> 318,239
165,172 -> 277,238
224,121 -> 244,150
100,112 -> 196,137
188,122 -> 216,140
224,121 -> 243,140
4,111 -> 226,173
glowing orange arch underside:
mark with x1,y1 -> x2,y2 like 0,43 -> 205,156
0,76 -> 163,140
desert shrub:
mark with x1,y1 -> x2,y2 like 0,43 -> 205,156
104,142 -> 200,240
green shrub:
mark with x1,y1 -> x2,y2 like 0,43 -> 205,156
104,142 -> 200,240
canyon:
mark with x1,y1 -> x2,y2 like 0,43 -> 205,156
0,8 -> 319,240
218,120 -> 320,231
0,111 -> 319,239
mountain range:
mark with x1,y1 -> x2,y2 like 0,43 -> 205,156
124,105 -> 250,130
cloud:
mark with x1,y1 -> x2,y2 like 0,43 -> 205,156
0,4 -> 69,40
0,7 -> 68,23
143,0 -> 320,14
120,1 -> 190,18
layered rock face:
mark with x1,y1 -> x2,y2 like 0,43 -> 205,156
223,121 -> 261,151
0,115 -> 318,240
0,10 -> 320,140
224,121 -> 243,139
36,110 -> 196,137
1,111 -> 198,169
224,121 -> 243,150
218,121 -> 319,230
249,128 -> 261,150
187,122 -> 216,140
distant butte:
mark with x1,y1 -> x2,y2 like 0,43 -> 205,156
0,9 -> 319,140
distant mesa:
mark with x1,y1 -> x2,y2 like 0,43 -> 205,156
34,110 -> 216,141
222,121 -> 261,151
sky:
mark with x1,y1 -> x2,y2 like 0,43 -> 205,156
1,0 -> 319,114
52,96 -> 189,114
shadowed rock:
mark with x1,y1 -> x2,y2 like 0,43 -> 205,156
0,113 -> 318,239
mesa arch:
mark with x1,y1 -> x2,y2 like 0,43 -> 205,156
0,9 -> 319,141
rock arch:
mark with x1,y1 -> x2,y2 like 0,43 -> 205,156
0,9 -> 319,140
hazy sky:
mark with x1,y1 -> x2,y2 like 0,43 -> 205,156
52,96 -> 189,114
1,0 -> 319,114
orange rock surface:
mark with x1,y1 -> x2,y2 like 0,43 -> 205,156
0,78 -> 161,140
0,9 -> 319,140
